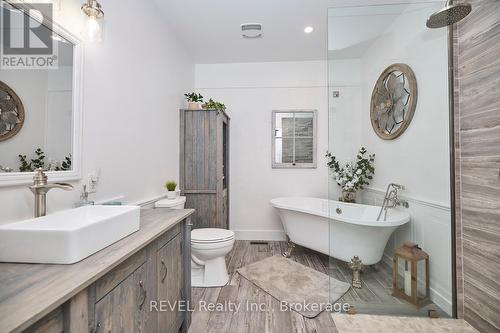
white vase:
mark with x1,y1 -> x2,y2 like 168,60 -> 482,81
167,191 -> 176,199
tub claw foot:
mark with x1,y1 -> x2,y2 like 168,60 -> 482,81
283,241 -> 296,258
348,256 -> 363,289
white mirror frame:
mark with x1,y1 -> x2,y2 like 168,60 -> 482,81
0,0 -> 83,187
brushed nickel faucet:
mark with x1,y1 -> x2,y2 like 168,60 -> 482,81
29,168 -> 73,218
377,183 -> 409,221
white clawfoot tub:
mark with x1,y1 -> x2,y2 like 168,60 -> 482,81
270,197 -> 410,265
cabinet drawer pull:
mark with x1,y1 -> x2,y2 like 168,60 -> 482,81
92,321 -> 101,333
161,260 -> 168,283
139,280 -> 147,310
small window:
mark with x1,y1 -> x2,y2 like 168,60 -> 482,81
272,110 -> 317,168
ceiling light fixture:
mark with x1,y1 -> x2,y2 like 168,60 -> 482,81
304,26 -> 314,34
81,0 -> 104,43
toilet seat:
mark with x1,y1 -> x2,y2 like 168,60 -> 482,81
190,228 -> 235,287
191,228 -> 234,244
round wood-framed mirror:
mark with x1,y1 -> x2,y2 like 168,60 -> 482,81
0,81 -> 25,142
370,63 -> 417,140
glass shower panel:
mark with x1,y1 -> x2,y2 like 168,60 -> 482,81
327,3 -> 452,318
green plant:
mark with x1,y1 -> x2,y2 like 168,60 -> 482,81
18,148 -> 45,172
55,154 -> 72,171
202,98 -> 226,112
18,149 -> 72,172
184,92 -> 204,103
18,154 -> 32,172
326,147 -> 375,192
31,148 -> 45,170
165,180 -> 177,191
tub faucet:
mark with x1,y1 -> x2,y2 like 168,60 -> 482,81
29,168 -> 73,218
377,183 -> 409,221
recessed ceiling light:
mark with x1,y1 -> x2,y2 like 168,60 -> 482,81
304,26 -> 314,34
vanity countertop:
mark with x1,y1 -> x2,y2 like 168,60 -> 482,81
0,208 -> 194,333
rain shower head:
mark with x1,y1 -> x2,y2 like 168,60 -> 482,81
426,0 -> 472,29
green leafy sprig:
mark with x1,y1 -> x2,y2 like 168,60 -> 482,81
326,147 -> 375,192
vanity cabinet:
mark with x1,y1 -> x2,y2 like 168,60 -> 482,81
157,233 -> 184,331
94,262 -> 151,333
11,211 -> 193,333
180,109 -> 230,230
23,308 -> 63,333
89,225 -> 188,333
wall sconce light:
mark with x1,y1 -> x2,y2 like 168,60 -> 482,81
81,0 -> 104,43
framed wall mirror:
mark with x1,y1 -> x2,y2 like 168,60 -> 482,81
0,0 -> 83,186
272,110 -> 317,168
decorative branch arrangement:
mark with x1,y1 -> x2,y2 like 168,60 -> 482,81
326,147 -> 375,202
18,148 -> 72,172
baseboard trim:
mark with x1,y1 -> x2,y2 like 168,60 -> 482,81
382,253 -> 452,316
232,229 -> 287,241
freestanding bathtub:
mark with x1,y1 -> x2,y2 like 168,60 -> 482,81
270,197 -> 410,265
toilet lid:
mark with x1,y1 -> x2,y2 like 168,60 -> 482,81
155,196 -> 186,208
191,228 -> 235,243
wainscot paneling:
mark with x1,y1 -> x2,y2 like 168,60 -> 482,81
362,188 -> 452,316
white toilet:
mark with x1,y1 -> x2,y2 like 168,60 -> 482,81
155,196 -> 186,209
191,228 -> 235,287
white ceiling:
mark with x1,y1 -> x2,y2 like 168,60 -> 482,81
154,0 -> 444,64
328,3 -> 441,59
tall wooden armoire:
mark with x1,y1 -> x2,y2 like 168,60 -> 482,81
179,109 -> 229,230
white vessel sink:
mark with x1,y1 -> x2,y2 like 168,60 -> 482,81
0,205 -> 140,264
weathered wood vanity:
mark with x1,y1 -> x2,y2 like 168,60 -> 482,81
0,208 -> 194,333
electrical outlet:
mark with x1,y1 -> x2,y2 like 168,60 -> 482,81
86,171 -> 100,193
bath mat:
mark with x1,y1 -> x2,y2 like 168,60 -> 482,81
236,255 -> 350,318
331,314 -> 479,333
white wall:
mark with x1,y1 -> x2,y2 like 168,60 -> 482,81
359,5 -> 450,205
329,4 -> 452,314
0,0 -> 194,224
196,61 -> 329,240
0,70 -> 49,168
328,59 -> 363,201
0,66 -> 73,169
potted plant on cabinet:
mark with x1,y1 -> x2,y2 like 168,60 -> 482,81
202,98 -> 226,112
184,92 -> 204,110
326,147 -> 375,203
165,180 -> 177,199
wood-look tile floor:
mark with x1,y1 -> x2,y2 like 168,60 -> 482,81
189,241 -> 448,333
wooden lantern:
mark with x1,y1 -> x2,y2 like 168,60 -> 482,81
392,241 -> 431,308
